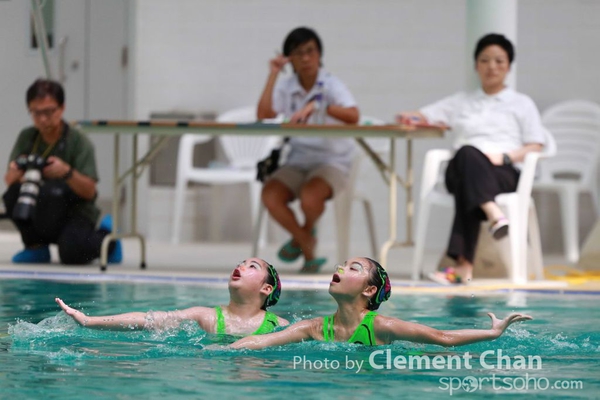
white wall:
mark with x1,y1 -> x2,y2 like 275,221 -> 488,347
0,1 -> 49,191
518,0 -> 600,110
133,0 -> 467,120
133,0 -> 600,253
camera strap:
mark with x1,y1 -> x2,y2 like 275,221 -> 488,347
31,135 -> 57,159
30,121 -> 70,159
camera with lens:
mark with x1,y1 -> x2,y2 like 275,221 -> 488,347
256,148 -> 282,182
12,154 -> 48,221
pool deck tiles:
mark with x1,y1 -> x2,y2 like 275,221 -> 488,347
1,231 -> 599,294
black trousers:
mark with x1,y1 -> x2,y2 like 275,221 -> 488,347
444,146 -> 519,263
3,182 -> 111,265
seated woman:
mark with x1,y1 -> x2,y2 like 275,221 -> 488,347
230,257 -> 531,348
397,33 -> 548,285
257,27 -> 360,273
56,258 -> 288,336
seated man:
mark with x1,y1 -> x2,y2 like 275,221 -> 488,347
3,78 -> 121,265
257,27 -> 360,273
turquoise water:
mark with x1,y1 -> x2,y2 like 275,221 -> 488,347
1,279 -> 599,399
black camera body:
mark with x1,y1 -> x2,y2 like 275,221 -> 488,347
256,138 -> 289,182
13,154 -> 48,221
256,148 -> 282,182
15,154 -> 47,171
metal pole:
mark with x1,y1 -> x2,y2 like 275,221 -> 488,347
30,0 -> 54,79
113,134 -> 120,241
379,137 -> 397,268
132,134 -> 147,269
131,134 -> 137,233
406,138 -> 414,244
100,133 -> 120,271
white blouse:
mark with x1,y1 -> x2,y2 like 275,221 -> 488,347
420,87 -> 548,156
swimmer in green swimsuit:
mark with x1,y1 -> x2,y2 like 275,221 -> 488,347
56,258 -> 289,336
231,257 -> 532,349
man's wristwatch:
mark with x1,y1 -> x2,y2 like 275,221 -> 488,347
62,167 -> 74,181
502,153 -> 512,165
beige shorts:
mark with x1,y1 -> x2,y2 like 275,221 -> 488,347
268,165 -> 349,198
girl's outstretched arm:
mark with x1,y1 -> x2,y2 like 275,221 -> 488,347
55,298 -> 211,331
377,312 -> 532,347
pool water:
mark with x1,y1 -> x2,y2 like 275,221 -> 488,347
1,278 -> 599,399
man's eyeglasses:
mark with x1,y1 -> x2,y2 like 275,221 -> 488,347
29,107 -> 59,119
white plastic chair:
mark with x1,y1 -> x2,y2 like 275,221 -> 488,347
412,129 -> 556,284
171,106 -> 280,244
251,118 -> 379,262
533,100 -> 600,263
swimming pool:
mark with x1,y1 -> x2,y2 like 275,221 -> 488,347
1,278 -> 598,399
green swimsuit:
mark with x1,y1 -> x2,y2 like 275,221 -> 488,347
323,311 -> 378,345
214,306 -> 279,336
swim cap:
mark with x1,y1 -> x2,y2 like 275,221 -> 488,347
366,258 -> 391,310
263,264 -> 281,309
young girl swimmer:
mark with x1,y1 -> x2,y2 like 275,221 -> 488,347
57,258 -> 288,336
231,257 -> 531,348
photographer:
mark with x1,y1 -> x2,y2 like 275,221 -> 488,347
2,79 -> 122,265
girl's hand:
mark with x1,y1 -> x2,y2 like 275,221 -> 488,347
488,312 -> 532,337
56,297 -> 89,326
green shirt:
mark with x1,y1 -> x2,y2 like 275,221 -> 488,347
8,123 -> 100,224
214,306 -> 280,336
323,311 -> 378,345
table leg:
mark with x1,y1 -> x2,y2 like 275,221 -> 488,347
379,137 -> 397,268
99,133 -> 148,271
378,137 -> 415,269
406,138 -> 414,245
100,133 -> 121,271
131,134 -> 147,269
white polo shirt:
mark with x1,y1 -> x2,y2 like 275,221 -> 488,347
420,88 -> 548,160
272,69 -> 357,174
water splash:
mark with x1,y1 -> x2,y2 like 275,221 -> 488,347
9,313 -> 78,340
